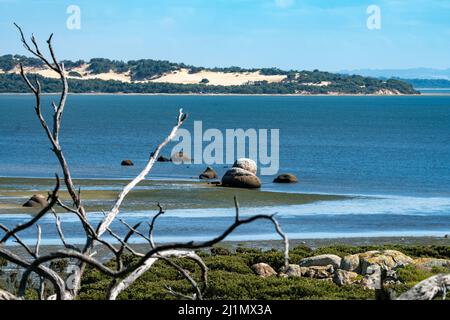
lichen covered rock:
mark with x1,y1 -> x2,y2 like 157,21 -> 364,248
333,269 -> 359,286
299,254 -> 342,269
251,263 -> 277,278
340,254 -> 360,273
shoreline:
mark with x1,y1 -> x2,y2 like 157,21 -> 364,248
0,92 -> 442,97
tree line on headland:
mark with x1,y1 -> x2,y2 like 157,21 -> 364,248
0,54 -> 418,94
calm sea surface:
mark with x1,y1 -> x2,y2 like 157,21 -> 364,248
0,95 -> 449,243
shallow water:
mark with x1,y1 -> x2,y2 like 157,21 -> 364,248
0,95 -> 449,243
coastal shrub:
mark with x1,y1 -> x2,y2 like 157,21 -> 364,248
295,245 -> 450,259
235,247 -> 262,255
396,265 -> 435,285
61,59 -> 85,69
68,71 -> 82,77
49,259 -> 69,274
204,272 -> 373,300
210,246 -> 232,256
206,256 -> 253,274
242,249 -> 285,270
311,245 -> 362,257
431,266 -> 450,274
75,245 -> 450,300
393,245 -> 450,259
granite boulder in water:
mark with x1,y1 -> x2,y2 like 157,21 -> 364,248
273,173 -> 298,183
199,166 -> 218,180
121,160 -> 134,166
221,158 -> 261,189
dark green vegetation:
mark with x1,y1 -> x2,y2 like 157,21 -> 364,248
0,55 -> 418,94
74,244 -> 448,300
1,244 -> 448,300
0,54 -> 43,71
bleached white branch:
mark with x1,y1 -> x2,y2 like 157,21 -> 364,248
397,274 -> 450,300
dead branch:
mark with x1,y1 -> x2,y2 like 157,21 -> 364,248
1,24 -> 290,302
95,109 -> 187,238
397,274 -> 450,300
0,289 -> 17,301
0,176 -> 59,244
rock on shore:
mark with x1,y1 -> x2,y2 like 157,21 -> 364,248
23,194 -> 48,208
199,166 -> 218,180
221,158 -> 261,189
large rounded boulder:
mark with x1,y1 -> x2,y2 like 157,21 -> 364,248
299,254 -> 342,269
222,167 -> 261,189
233,158 -> 257,175
358,250 -> 413,275
251,263 -> 276,278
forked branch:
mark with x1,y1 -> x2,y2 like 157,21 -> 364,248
1,25 -> 289,302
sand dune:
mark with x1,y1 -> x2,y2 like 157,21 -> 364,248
1,65 -> 287,85
149,68 -> 286,86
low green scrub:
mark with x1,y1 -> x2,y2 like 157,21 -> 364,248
75,244 -> 449,300
1,244 -> 447,300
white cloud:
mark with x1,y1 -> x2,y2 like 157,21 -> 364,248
275,0 -> 295,9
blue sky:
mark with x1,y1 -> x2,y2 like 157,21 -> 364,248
1,0 -> 449,71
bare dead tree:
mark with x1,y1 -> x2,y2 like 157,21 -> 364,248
397,274 -> 450,300
0,25 -> 289,300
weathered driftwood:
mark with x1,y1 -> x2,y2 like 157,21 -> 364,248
0,289 -> 17,300
0,25 -> 289,301
397,274 -> 450,300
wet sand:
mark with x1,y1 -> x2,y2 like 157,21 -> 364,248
0,177 -> 348,214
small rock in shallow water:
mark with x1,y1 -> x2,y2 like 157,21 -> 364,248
171,151 -> 191,164
199,166 -> 218,180
157,156 -> 171,162
273,173 -> 298,183
121,160 -> 134,166
23,194 -> 47,208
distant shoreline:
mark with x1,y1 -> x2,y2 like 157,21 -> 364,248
1,92 -> 444,97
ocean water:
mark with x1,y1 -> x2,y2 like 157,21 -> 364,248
0,94 -> 449,243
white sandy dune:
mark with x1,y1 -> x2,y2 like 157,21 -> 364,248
149,68 -> 286,86
2,65 -> 288,86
